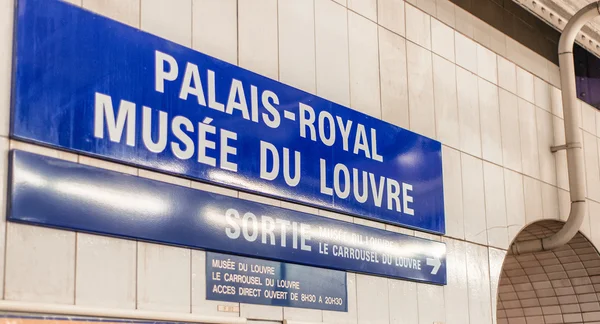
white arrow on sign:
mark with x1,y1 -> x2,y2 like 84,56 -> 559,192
426,257 -> 441,275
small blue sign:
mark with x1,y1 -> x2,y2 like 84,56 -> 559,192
8,150 -> 447,285
11,0 -> 445,234
206,252 -> 347,311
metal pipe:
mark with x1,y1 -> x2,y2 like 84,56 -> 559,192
511,2 -> 598,255
0,300 -> 247,324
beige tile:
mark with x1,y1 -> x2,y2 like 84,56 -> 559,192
348,12 -> 381,118
378,0 -> 405,36
76,234 -> 136,308
477,44 -> 497,85
431,18 -> 455,62
5,224 -> 75,304
433,54 -> 459,149
278,0 -> 316,93
455,32 -> 477,74
516,67 -> 535,104
357,275 -> 389,323
141,0 -> 191,46
518,99 -> 540,179
454,6 -> 473,38
315,0 -> 350,106
83,0 -> 140,27
479,78 -> 503,165
405,4 -> 431,50
379,27 -> 409,129
435,0 -> 455,28
347,0 -> 377,21
238,0 -> 278,80
191,250 -> 239,317
499,89 -> 523,173
192,0 -> 237,65
523,176 -> 543,224
483,161 -> 508,249
389,279 -> 418,323
534,77 -> 552,112
504,170 -> 525,244
461,153 -> 487,245
457,67 -> 482,157
0,0 -> 12,138
498,56 -> 517,94
407,42 -> 436,139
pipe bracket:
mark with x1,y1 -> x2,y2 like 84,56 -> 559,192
551,142 -> 582,152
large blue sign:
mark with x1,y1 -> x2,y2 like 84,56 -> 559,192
206,252 -> 347,311
11,0 -> 445,234
8,150 -> 447,285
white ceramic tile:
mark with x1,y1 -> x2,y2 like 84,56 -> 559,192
547,60 -> 560,89
389,279 -> 418,324
281,201 -> 319,215
347,0 -> 377,21
518,98 -> 540,179
442,146 -> 464,239
443,238 -> 469,324
379,27 -> 409,129
78,155 -> 137,175
64,0 -> 82,6
583,132 -> 600,202
479,78 -> 503,165
138,169 -> 191,187
472,17 -> 491,49
435,0 -> 455,28
141,0 -> 191,46
284,307 -> 322,322
433,54 -> 459,149
523,176 -> 543,224
483,161 -> 508,249
536,108 -> 557,186
191,181 -> 238,198
497,56 -> 517,94
278,0 -> 316,93
241,304 -> 283,321
405,4 -> 431,50
315,0 -> 350,107
582,102 -> 598,135
534,77 -> 551,112
416,0 -> 436,16
489,247 -> 507,324
0,138 -> 6,295
477,45 -> 498,85
418,284 -> 446,324
5,224 -> 75,303
239,192 -> 281,207
332,0 -> 346,6
353,218 -> 385,229
541,182 -> 559,220
557,188 -> 570,222
431,18 -> 455,63
506,38 -> 548,83
238,0 -> 278,80
76,233 -> 136,308
596,110 -> 600,137
461,153 -> 487,245
454,6 -> 473,38
385,224 -> 414,236
590,201 -> 600,251
191,250 -> 239,317
137,242 -> 191,312
318,209 -> 354,223
378,0 -> 405,36
83,0 -> 139,27
0,0 -> 11,138
192,0 -> 237,65
457,67 -> 482,157
10,140 -> 78,162
407,41 -> 436,139
516,67 -> 535,104
489,27 -> 507,59
466,243 -> 493,324
504,169 -> 526,244
499,89 -> 522,172
357,275 -> 389,324
553,116 -> 569,191
455,32 -> 477,74
322,273 -> 358,323
550,86 -> 563,118
348,12 -> 381,118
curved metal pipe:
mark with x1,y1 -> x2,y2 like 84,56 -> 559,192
511,2 -> 598,255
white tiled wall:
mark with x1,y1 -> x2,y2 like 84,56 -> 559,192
4,0 -> 600,323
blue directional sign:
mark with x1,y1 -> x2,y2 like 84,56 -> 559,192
11,0 -> 445,234
8,150 -> 447,285
206,252 -> 347,311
